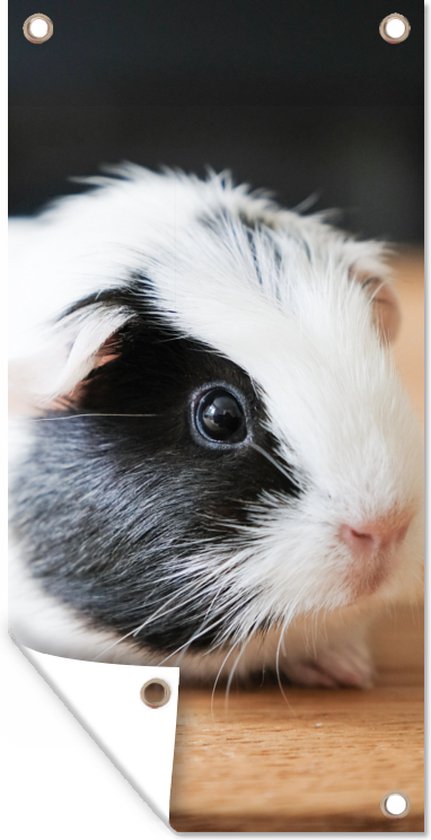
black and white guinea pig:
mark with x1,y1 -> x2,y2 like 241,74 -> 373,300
9,166 -> 423,687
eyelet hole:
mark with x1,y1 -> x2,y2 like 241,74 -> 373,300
23,14 -> 54,44
140,679 -> 171,708
379,13 -> 411,44
381,792 -> 410,818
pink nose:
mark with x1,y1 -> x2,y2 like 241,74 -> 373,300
339,512 -> 412,557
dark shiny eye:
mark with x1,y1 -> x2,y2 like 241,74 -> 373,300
194,388 -> 247,444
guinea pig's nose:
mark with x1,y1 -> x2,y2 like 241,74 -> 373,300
339,512 -> 412,557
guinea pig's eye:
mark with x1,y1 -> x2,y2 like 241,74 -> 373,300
194,388 -> 247,445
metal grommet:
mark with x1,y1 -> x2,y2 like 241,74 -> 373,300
379,13 -> 411,44
381,792 -> 410,818
23,13 -> 54,44
140,679 -> 171,708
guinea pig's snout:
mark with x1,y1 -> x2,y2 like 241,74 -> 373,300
339,511 -> 413,559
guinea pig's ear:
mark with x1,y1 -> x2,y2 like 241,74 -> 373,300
51,298 -> 133,398
363,276 -> 401,343
350,265 -> 401,343
9,292 -> 135,413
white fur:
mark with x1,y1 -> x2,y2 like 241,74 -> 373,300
9,167 -> 423,684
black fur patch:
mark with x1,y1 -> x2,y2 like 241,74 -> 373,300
200,206 -> 284,292
11,292 -> 302,656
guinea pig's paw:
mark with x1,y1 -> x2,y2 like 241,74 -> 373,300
284,640 -> 374,689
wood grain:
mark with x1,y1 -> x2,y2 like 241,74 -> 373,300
170,252 -> 424,832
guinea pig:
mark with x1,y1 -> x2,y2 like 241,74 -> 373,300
9,165 -> 423,688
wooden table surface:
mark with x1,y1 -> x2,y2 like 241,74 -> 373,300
170,252 -> 424,832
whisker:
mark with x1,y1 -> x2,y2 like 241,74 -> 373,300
156,585 -> 246,668
210,641 -> 240,716
202,591 -> 260,656
157,610 -> 235,667
160,578 -> 236,667
31,412 -> 160,421
94,566 -> 236,660
275,617 -> 291,706
249,441 -> 301,490
224,637 -> 251,709
274,582 -> 310,709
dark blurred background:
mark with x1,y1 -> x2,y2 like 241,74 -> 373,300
9,0 -> 423,243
